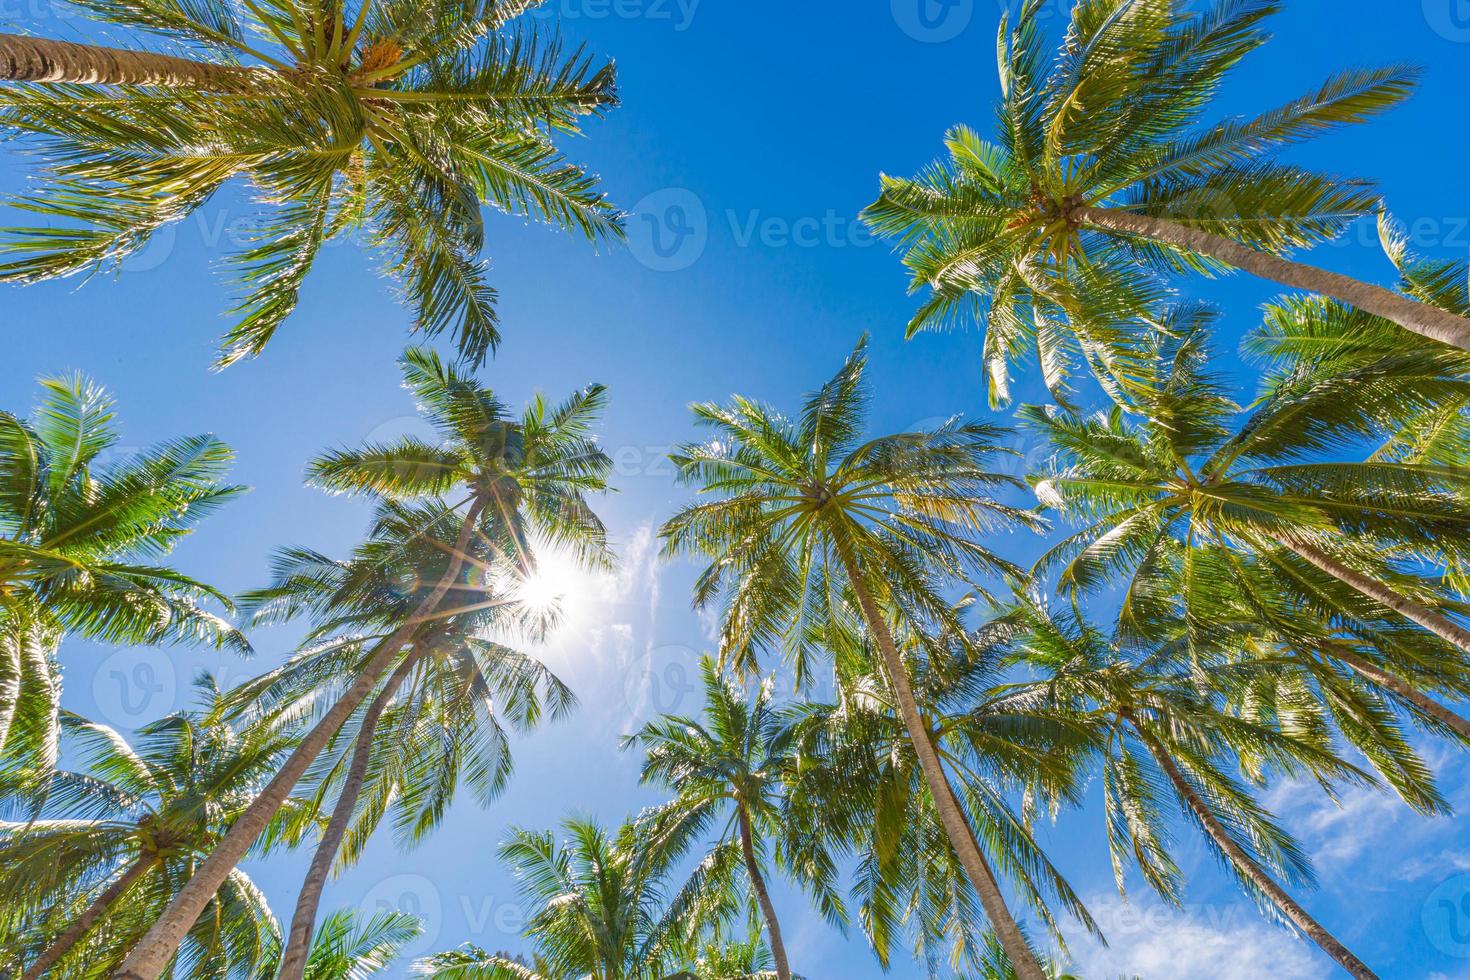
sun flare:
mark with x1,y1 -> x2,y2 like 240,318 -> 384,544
513,545 -> 595,622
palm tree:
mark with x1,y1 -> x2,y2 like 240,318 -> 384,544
1245,214 -> 1470,475
234,498 -> 576,980
1025,320 -> 1470,657
660,338 -> 1064,980
1003,599 -> 1383,979
258,907 -> 424,980
1026,354 -> 1470,802
681,936 -> 780,980
785,605 -> 1096,974
1134,540 -> 1470,816
863,0 -> 1470,405
0,0 -> 622,366
0,677 -> 311,979
1022,275 -> 1470,778
1130,541 -> 1469,810
117,346 -> 612,979
1235,226 -> 1470,754
0,373 -> 245,784
974,934 -> 1078,980
625,656 -> 837,980
413,817 -> 691,979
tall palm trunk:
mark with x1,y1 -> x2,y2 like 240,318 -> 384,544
837,545 -> 1048,980
0,33 -> 255,88
115,499 -> 488,980
1268,533 -> 1470,654
22,856 -> 154,980
1133,724 -> 1378,980
1327,646 -> 1470,742
0,635 -> 20,758
276,650 -> 424,980
736,806 -> 791,980
1079,207 -> 1470,352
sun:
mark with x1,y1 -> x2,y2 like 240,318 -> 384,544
517,567 -> 567,613
513,544 -> 593,621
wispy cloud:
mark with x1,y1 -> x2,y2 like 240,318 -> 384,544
1283,784 -> 1402,867
1263,746 -> 1470,884
1398,850 -> 1470,883
1064,896 -> 1330,980
515,519 -> 676,730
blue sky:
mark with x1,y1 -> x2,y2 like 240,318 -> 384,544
4,0 -> 1470,976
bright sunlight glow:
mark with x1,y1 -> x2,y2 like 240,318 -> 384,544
513,543 -> 595,623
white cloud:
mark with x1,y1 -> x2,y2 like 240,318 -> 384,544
604,521 -> 661,613
507,519 -> 676,728
1258,740 -> 1470,883
1263,780 -> 1402,868
1064,897 -> 1330,980
1398,850 -> 1470,882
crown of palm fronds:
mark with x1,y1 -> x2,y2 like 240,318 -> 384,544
1001,598 -> 1378,923
0,0 -> 625,366
863,0 -> 1417,406
0,373 -> 246,786
415,817 -> 696,979
1026,317 -> 1470,625
305,345 -> 613,573
1023,314 -> 1470,811
660,337 -> 1044,688
227,507 -> 577,873
0,675 -> 312,977
625,656 -> 846,960
786,608 -> 1098,973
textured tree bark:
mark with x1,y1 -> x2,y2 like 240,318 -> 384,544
114,499 -> 488,980
837,544 -> 1048,980
22,857 -> 154,980
1080,207 -> 1470,352
1136,725 -> 1379,980
276,650 -> 423,980
737,806 -> 792,980
1329,647 -> 1470,742
1269,533 -> 1470,654
0,33 -> 256,88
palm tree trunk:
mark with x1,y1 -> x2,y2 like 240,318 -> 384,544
0,634 -> 21,758
836,544 -> 1048,980
1079,207 -> 1470,352
1328,647 -> 1470,742
736,806 -> 791,980
23,857 -> 154,980
276,650 -> 424,980
114,499 -> 488,980
1134,724 -> 1378,980
1269,533 -> 1470,654
0,32 -> 256,88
